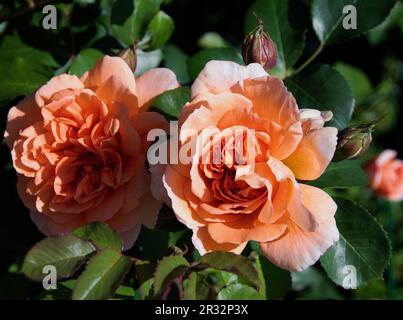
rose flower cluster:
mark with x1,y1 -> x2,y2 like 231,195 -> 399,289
5,56 -> 342,271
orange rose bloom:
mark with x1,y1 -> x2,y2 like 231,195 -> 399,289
4,56 -> 179,249
366,150 -> 403,201
160,61 -> 339,271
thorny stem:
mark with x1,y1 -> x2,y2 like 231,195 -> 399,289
174,276 -> 184,300
291,42 -> 325,77
161,285 -> 172,300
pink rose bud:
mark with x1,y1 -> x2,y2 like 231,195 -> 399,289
242,21 -> 277,71
119,45 -> 137,72
335,123 -> 374,161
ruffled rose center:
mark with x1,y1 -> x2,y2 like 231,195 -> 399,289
195,126 -> 272,215
13,88 -> 139,213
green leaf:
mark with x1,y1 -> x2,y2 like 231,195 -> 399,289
163,44 -> 190,84
146,11 -> 174,50
22,235 -> 95,281
183,272 -> 212,300
245,0 -> 305,78
113,285 -> 136,300
153,255 -> 190,295
250,241 -> 290,299
130,0 -> 162,39
333,62 -> 373,103
110,0 -> 135,25
0,35 -> 58,103
110,0 -> 162,46
197,251 -> 261,289
197,32 -> 227,48
320,198 -> 391,288
152,87 -> 190,118
36,280 -> 76,300
255,254 -> 291,299
217,284 -> 264,300
73,222 -> 122,251
307,160 -> 369,189
183,272 -> 198,300
134,48 -> 162,76
291,267 -> 342,300
367,2 -> 403,45
135,260 -> 155,299
136,226 -> 188,261
311,0 -> 397,44
73,249 -> 132,300
187,48 -> 243,81
285,64 -> 355,130
69,48 -> 104,77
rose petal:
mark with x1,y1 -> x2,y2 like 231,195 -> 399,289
81,55 -> 136,94
135,68 -> 179,112
192,227 -> 247,255
260,184 -> 338,272
191,60 -> 267,98
284,127 -> 338,180
4,94 -> 42,149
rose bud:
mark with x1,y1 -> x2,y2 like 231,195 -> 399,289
119,45 -> 137,72
334,123 -> 374,161
242,21 -> 277,71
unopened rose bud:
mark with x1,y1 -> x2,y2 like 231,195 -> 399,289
334,124 -> 374,161
119,45 -> 137,72
242,21 -> 277,71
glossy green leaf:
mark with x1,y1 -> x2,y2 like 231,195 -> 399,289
153,255 -> 189,295
367,2 -> 403,45
333,62 -> 373,103
134,48 -> 162,76
198,251 -> 261,289
0,35 -> 58,103
163,44 -> 190,84
307,160 -> 369,188
69,48 -> 104,77
291,267 -> 342,300
22,235 -> 95,281
245,0 -> 305,78
312,0 -> 397,44
146,11 -> 174,50
73,222 -> 122,251
110,0 -> 162,46
320,198 -> 391,288
110,0 -> 134,25
130,0 -> 162,39
152,87 -> 190,118
285,64 -> 355,130
187,48 -> 243,80
113,285 -> 136,300
73,249 -> 132,300
217,284 -> 264,300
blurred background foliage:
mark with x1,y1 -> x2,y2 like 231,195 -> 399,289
0,0 -> 402,300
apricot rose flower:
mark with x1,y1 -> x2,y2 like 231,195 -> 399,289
366,150 -> 403,201
161,61 -> 339,272
4,56 -> 179,249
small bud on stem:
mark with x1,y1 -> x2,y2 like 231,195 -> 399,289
334,123 -> 375,161
119,44 -> 137,72
242,15 -> 277,71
